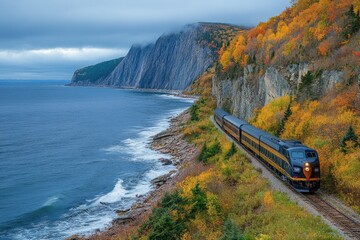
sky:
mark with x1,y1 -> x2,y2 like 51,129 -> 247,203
0,0 -> 290,80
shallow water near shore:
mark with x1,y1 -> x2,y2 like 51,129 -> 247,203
0,80 -> 194,239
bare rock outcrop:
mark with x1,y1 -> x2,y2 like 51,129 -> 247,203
213,63 -> 345,120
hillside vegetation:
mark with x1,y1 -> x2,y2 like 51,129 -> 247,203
214,0 -> 360,212
250,87 -> 360,212
71,58 -> 123,84
92,1 -> 360,239
218,0 -> 359,78
135,1 -> 360,238
129,73 -> 341,240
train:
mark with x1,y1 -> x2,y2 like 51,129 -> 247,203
214,108 -> 320,192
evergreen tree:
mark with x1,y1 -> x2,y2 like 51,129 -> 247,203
148,209 -> 182,240
190,103 -> 199,121
198,143 -> 208,163
299,71 -> 314,91
343,5 -> 360,39
225,142 -> 237,160
340,125 -> 359,153
275,101 -> 292,137
190,182 -> 207,216
207,138 -> 222,157
198,139 -> 222,163
145,191 -> 189,239
221,217 -> 244,240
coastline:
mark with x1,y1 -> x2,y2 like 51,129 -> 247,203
69,109 -> 200,240
66,83 -> 200,99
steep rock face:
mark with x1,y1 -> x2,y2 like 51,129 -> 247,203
105,26 -> 213,90
213,64 -> 344,120
71,24 -> 226,90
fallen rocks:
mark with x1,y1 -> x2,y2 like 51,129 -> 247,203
152,132 -> 173,140
160,158 -> 172,165
151,172 -> 173,187
65,235 -> 86,240
113,215 -> 134,225
116,209 -> 130,215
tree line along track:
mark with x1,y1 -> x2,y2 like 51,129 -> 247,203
210,116 -> 360,239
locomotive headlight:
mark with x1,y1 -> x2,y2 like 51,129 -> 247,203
314,167 -> 319,173
305,162 -> 310,167
305,167 -> 310,172
293,167 -> 301,173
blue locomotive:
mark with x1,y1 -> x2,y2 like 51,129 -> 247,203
215,108 -> 320,192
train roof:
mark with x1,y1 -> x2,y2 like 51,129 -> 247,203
242,124 -> 272,139
215,108 -> 229,118
279,140 -> 315,151
223,115 -> 248,128
261,138 -> 315,152
260,135 -> 282,151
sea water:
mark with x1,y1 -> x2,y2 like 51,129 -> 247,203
0,80 -> 194,239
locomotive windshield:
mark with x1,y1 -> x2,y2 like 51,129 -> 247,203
306,151 -> 317,158
291,151 -> 305,158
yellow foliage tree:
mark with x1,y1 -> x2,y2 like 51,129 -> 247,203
232,35 -> 246,63
276,21 -> 290,40
250,95 -> 291,135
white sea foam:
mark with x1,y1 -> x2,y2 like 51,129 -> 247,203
158,94 -> 196,103
95,179 -> 127,204
6,105 -> 190,240
103,107 -> 187,163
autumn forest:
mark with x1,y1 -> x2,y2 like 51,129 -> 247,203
107,0 -> 360,239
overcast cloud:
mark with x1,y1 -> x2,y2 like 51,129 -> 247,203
0,0 -> 290,80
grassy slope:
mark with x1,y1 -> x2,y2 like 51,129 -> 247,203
132,72 -> 341,240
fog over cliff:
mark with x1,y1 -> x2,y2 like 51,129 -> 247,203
71,23 -> 228,90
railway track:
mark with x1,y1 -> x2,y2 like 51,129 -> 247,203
301,193 -> 360,240
210,116 -> 360,239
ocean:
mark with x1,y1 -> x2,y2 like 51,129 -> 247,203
0,80 -> 194,239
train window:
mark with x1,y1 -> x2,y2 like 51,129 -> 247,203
306,152 -> 317,158
291,151 -> 305,158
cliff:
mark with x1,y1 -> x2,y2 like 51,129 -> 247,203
70,58 -> 123,86
213,63 -> 348,120
71,23 -> 241,90
214,0 -> 360,120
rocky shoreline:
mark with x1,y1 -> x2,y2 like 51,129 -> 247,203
68,109 -> 199,240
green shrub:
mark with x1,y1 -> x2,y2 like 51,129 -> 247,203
190,104 -> 200,122
208,138 -> 222,157
148,208 -> 184,240
198,143 -> 209,163
190,182 -> 208,216
221,217 -> 246,240
299,71 -> 314,91
142,191 -> 189,239
343,5 -> 360,39
340,125 -> 359,153
198,139 -> 222,163
225,142 -> 237,160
